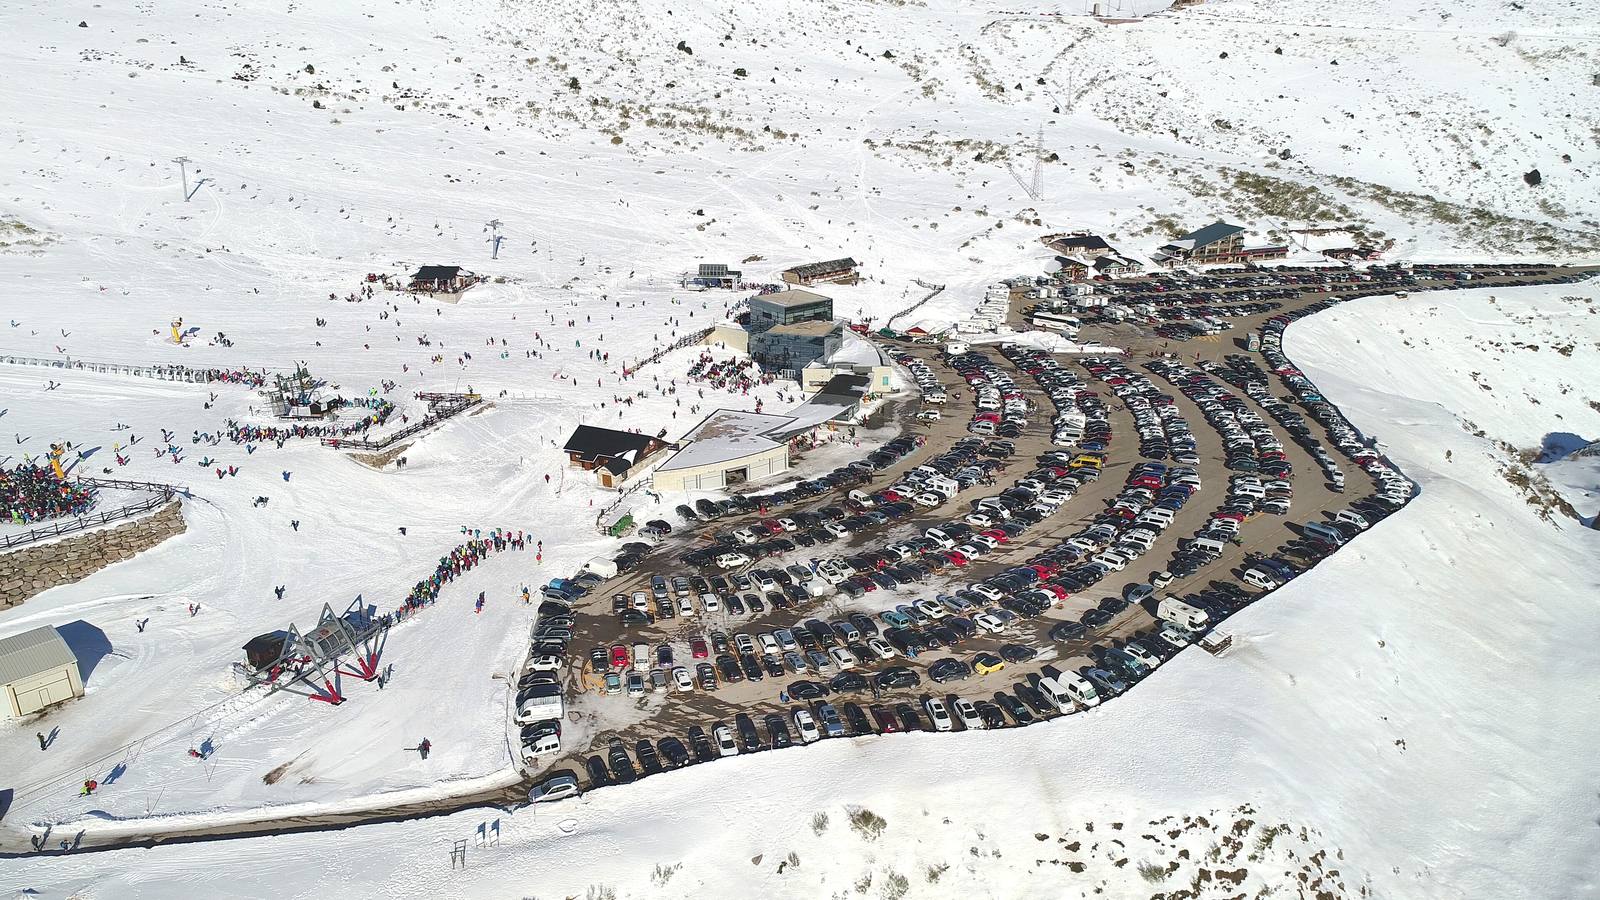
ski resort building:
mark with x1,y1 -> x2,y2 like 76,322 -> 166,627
651,410 -> 796,492
800,329 -> 896,393
746,289 -> 834,334
0,625 -> 83,718
562,425 -> 670,489
780,258 -> 860,286
408,265 -> 478,292
751,320 -> 843,374
687,263 -> 742,289
1152,221 -> 1287,267
652,380 -> 869,492
1043,231 -> 1143,281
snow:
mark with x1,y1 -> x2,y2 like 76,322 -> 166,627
0,0 -> 1597,891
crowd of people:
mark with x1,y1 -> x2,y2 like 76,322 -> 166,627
223,397 -> 397,447
389,529 -> 532,624
1,463 -> 97,524
685,352 -> 780,395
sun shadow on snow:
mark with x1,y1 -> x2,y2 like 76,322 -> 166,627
1536,432 -> 1592,463
55,620 -> 112,684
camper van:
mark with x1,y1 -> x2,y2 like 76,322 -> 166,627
1157,596 -> 1210,632
581,556 -> 618,579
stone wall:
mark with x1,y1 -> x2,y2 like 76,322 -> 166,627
0,500 -> 187,608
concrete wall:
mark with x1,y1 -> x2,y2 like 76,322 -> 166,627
0,501 -> 186,608
707,323 -> 749,354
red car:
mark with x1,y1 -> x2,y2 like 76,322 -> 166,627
760,518 -> 784,534
870,704 -> 900,733
944,550 -> 970,567
980,528 -> 1010,544
610,643 -> 631,669
690,638 -> 709,659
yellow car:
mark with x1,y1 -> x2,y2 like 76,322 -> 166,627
972,652 -> 1006,675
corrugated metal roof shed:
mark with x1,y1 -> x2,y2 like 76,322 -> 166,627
0,625 -> 78,685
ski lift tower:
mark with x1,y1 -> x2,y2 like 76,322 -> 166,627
268,362 -> 331,418
237,599 -> 387,704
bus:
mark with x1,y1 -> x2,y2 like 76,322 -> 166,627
1028,310 -> 1081,336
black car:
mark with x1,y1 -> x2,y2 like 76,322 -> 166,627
841,701 -> 871,735
734,713 -> 764,752
695,498 -> 721,518
716,654 -> 743,684
584,754 -> 611,788
589,646 -> 610,673
686,726 -> 715,764
999,643 -> 1037,663
875,666 -> 921,691
893,703 -> 924,731
974,700 -> 1007,729
929,658 -> 971,683
1081,607 -> 1114,627
607,741 -> 637,783
764,713 -> 794,748
675,504 -> 698,521
829,671 -> 868,693
635,739 -> 664,775
1049,621 -> 1088,642
994,691 -> 1035,725
740,652 -> 765,682
788,679 -> 830,700
1015,683 -> 1055,717
849,613 -> 880,637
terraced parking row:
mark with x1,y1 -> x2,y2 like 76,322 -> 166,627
516,262 -> 1596,801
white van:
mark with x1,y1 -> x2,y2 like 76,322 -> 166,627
1191,536 -> 1227,556
521,732 -> 561,762
1242,568 -> 1280,590
581,556 -> 618,579
1157,596 -> 1210,631
1034,676 -> 1076,715
1139,508 -> 1175,527
1334,509 -> 1370,530
632,642 -> 650,672
848,489 -> 876,508
1059,672 -> 1101,708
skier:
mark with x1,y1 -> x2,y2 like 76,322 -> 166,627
418,738 -> 432,760
36,732 -> 46,751
80,779 -> 97,796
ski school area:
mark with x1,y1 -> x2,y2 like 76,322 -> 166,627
0,255 -> 849,851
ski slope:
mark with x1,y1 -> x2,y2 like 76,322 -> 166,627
9,280 -> 1600,899
1,0 -> 1598,893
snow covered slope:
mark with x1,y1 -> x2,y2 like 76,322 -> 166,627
11,280 -> 1600,900
2,0 -> 1598,893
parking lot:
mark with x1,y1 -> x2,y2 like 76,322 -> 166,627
519,261 -> 1597,795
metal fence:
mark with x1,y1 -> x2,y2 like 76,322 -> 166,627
0,352 -> 276,385
1,479 -> 180,550
321,394 -> 483,451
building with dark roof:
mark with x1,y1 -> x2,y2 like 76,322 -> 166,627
409,265 -> 478,292
1042,232 -> 1142,281
1152,221 -> 1287,267
562,425 -> 670,489
781,257 -> 859,286
747,289 -> 834,334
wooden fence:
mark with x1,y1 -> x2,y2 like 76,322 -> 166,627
1,478 -> 182,550
320,394 -> 483,451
